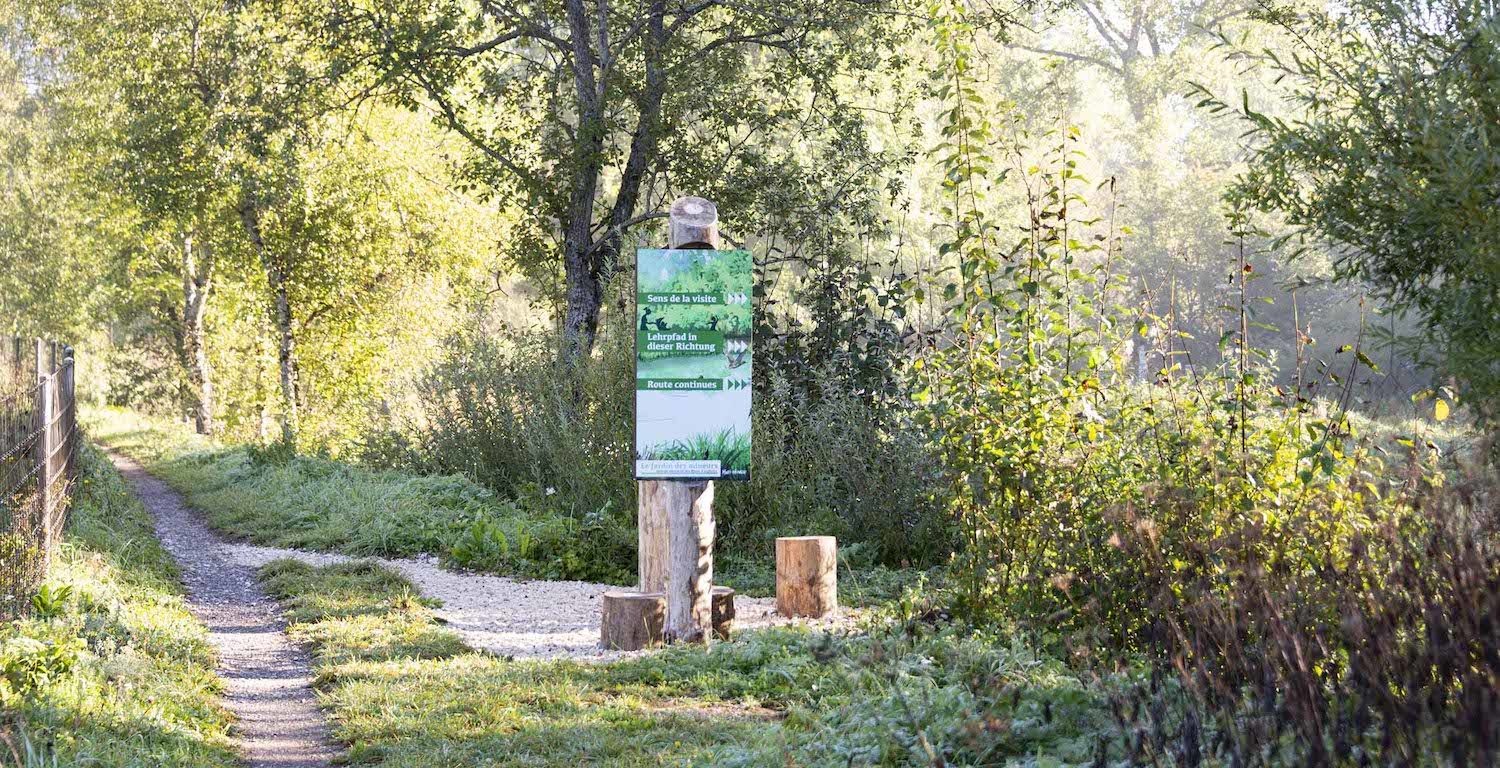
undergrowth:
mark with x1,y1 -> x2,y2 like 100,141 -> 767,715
256,557 -> 1130,767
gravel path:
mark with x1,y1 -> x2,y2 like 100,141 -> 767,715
225,543 -> 851,661
113,444 -> 850,686
107,450 -> 340,768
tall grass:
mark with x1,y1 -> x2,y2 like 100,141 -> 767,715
90,407 -> 636,583
388,325 -> 948,568
1094,474 -> 1500,766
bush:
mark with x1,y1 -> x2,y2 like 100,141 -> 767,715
395,325 -> 635,524
1096,474 -> 1499,766
0,634 -> 79,701
388,320 -> 948,571
719,367 -> 948,566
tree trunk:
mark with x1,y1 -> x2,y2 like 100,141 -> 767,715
180,233 -> 216,434
561,242 -> 603,363
600,591 -> 665,650
238,192 -> 298,443
556,0 -> 668,365
558,0 -> 607,365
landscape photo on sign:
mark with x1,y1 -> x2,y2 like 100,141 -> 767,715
635,248 -> 752,481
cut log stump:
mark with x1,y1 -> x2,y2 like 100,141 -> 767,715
711,586 -> 735,641
776,536 -> 837,618
601,591 -> 665,651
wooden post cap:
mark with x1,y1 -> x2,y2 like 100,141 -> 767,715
669,196 -> 720,250
601,591 -> 666,651
776,536 -> 837,618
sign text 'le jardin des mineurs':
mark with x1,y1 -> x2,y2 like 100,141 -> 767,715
634,248 -> 752,481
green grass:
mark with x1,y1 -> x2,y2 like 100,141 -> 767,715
86,409 -> 1120,765
254,558 -> 796,766
86,408 -> 918,605
259,557 -> 1114,767
642,428 -> 751,472
86,407 -> 636,584
1,444 -> 238,767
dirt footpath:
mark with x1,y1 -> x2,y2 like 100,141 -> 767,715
107,449 -> 339,768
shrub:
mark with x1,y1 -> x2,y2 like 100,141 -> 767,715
1096,474 -> 1499,766
392,319 -> 948,571
0,634 -> 79,701
399,324 -> 635,525
718,367 -> 948,566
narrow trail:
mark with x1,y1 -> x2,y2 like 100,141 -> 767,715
106,449 -> 340,768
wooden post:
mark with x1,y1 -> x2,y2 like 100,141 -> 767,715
638,196 -> 721,645
776,536 -> 838,618
35,348 -> 54,561
601,591 -> 665,650
59,347 -> 75,516
664,479 -> 714,643
710,586 -> 736,641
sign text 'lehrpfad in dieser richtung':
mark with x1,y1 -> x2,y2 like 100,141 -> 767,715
634,249 -> 752,480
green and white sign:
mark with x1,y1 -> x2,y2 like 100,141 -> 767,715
635,248 -> 752,481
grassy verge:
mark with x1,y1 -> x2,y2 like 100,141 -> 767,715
87,407 -> 636,584
87,407 -> 920,604
259,557 -> 1112,767
1,445 -> 238,767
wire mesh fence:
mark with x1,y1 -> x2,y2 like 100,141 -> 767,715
1,338 -> 79,619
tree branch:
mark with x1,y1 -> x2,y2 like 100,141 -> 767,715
408,69 -> 546,194
1010,43 -> 1124,73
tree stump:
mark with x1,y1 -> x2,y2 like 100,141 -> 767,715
711,586 -> 736,641
601,591 -> 665,651
776,536 -> 837,618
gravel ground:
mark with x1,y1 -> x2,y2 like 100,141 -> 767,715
226,544 -> 854,661
107,450 -> 340,768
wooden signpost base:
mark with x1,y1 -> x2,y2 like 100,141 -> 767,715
599,585 -> 738,650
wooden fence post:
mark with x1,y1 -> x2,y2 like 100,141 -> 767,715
59,347 -> 76,515
638,196 -> 721,645
34,342 -> 54,561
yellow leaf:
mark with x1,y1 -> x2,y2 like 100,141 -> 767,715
1435,399 -> 1450,422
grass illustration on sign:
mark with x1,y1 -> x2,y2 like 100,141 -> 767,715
635,249 -> 752,480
